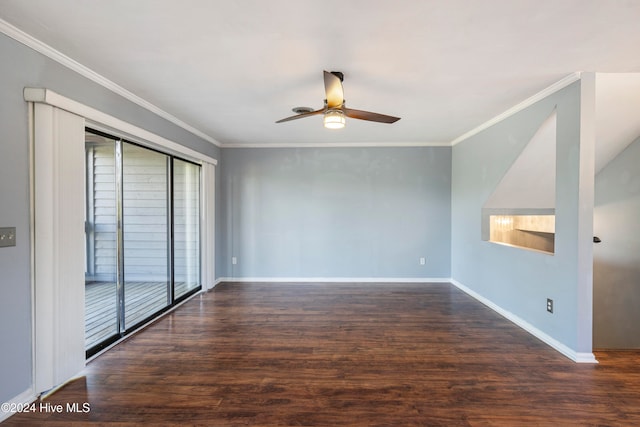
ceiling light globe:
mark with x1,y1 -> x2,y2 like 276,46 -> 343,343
324,110 -> 346,129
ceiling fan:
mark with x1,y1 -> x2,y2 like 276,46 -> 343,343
275,71 -> 401,129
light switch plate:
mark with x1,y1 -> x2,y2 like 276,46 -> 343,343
0,227 -> 16,247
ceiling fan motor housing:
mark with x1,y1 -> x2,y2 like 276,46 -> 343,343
330,71 -> 344,82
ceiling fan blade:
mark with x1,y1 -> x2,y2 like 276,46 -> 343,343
342,107 -> 400,123
275,108 -> 324,123
324,70 -> 344,108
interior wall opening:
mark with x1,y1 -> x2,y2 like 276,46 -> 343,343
481,109 -> 557,254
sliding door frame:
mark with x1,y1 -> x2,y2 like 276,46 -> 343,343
84,128 -> 205,357
26,88 -> 217,397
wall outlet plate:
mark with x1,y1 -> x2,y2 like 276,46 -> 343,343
546,298 -> 554,313
0,227 -> 16,248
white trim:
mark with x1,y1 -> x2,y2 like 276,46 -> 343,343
573,352 -> 599,363
27,100 -> 37,413
24,88 -> 217,165
576,72 -> 596,357
0,387 -> 38,423
450,279 -> 598,364
449,72 -> 581,146
217,277 -> 451,284
201,162 -> 216,291
222,141 -> 450,149
0,18 -> 221,147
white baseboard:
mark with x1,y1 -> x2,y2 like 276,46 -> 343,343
0,386 -> 38,423
215,277 -> 451,284
450,279 -> 597,364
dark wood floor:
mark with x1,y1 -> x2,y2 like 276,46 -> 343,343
5,282 -> 640,426
85,281 -> 193,349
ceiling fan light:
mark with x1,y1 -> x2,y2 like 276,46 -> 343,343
323,109 -> 346,129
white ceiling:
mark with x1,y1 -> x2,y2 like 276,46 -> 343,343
595,73 -> 640,172
2,0 -> 640,148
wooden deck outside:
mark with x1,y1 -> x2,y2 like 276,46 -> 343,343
85,280 -> 192,349
7,282 -> 640,426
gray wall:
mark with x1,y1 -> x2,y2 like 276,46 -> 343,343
219,147 -> 451,279
451,81 -> 592,354
0,33 -> 219,404
593,135 -> 640,348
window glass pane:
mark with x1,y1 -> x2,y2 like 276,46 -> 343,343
85,132 -> 118,350
173,159 -> 201,298
122,142 -> 170,329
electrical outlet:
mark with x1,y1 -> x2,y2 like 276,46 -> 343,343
232,257 -> 237,265
419,257 -> 426,265
0,227 -> 16,248
546,298 -> 553,313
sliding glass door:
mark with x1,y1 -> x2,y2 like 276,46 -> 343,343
122,142 -> 171,328
85,132 -> 119,349
85,129 -> 201,356
173,159 -> 201,299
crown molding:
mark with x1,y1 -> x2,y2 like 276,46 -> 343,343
3,18 -> 584,150
449,72 -> 582,146
222,141 -> 451,148
1,18 -> 221,147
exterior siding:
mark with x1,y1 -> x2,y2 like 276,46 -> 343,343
88,141 -> 200,283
